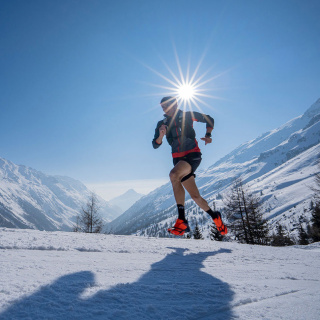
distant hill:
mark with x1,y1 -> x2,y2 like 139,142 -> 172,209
109,189 -> 144,213
0,158 -> 121,230
108,98 -> 320,238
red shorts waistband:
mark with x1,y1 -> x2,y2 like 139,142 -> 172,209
172,147 -> 201,158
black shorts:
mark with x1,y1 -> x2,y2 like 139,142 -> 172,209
173,152 -> 202,178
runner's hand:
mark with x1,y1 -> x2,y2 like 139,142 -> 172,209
200,136 -> 212,145
159,125 -> 167,137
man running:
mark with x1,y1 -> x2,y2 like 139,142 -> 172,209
152,96 -> 227,236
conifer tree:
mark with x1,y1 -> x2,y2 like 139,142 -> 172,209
298,222 -> 309,245
309,163 -> 320,242
73,193 -> 103,233
193,222 -> 203,240
270,224 -> 294,246
224,178 -> 270,245
310,202 -> 320,242
310,166 -> 320,196
210,222 -> 223,241
247,195 -> 270,245
224,178 -> 250,243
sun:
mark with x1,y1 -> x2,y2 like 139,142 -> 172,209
177,83 -> 196,101
141,45 -> 225,113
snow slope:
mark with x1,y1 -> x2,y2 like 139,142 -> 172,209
109,189 -> 144,213
0,158 -> 121,231
0,228 -> 319,320
108,99 -> 320,237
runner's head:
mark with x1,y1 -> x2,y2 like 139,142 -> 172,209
160,96 -> 178,116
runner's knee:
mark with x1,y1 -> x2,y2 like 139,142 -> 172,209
169,169 -> 180,182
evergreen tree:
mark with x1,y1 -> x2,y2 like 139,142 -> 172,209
193,222 -> 203,240
310,166 -> 320,196
224,178 -> 250,243
310,200 -> 314,211
298,222 -> 309,245
270,224 -> 294,246
224,178 -> 270,245
307,161 -> 320,242
310,202 -> 320,242
247,195 -> 270,245
210,222 -> 223,241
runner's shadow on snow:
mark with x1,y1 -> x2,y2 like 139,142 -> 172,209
0,248 -> 234,320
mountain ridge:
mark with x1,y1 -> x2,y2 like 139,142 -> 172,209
0,158 -> 120,230
109,189 -> 144,213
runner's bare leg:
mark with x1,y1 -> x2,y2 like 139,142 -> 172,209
182,176 -> 210,211
169,161 -> 192,205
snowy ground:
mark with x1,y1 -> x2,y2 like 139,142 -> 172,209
0,228 -> 319,320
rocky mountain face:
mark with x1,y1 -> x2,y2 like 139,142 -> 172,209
108,99 -> 320,238
0,159 -> 121,231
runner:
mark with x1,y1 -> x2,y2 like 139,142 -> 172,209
152,96 -> 228,236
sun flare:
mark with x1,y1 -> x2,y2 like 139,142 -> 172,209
177,83 -> 196,101
142,46 -> 226,114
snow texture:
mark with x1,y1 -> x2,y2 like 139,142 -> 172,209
0,228 -> 319,319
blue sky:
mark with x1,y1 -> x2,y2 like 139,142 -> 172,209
1,0 -> 320,200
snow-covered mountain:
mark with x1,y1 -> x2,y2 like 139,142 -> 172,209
0,158 -> 121,231
109,189 -> 144,213
108,98 -> 320,237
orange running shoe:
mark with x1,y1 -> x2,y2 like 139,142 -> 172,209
168,219 -> 190,236
213,212 -> 228,235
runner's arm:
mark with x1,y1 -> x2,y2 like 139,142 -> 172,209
191,112 -> 214,145
152,121 -> 165,149
191,111 -> 214,131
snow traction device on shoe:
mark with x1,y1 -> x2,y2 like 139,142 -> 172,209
168,219 -> 190,236
213,212 -> 228,235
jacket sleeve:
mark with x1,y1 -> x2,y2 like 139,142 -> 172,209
152,120 -> 164,149
191,111 -> 214,129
